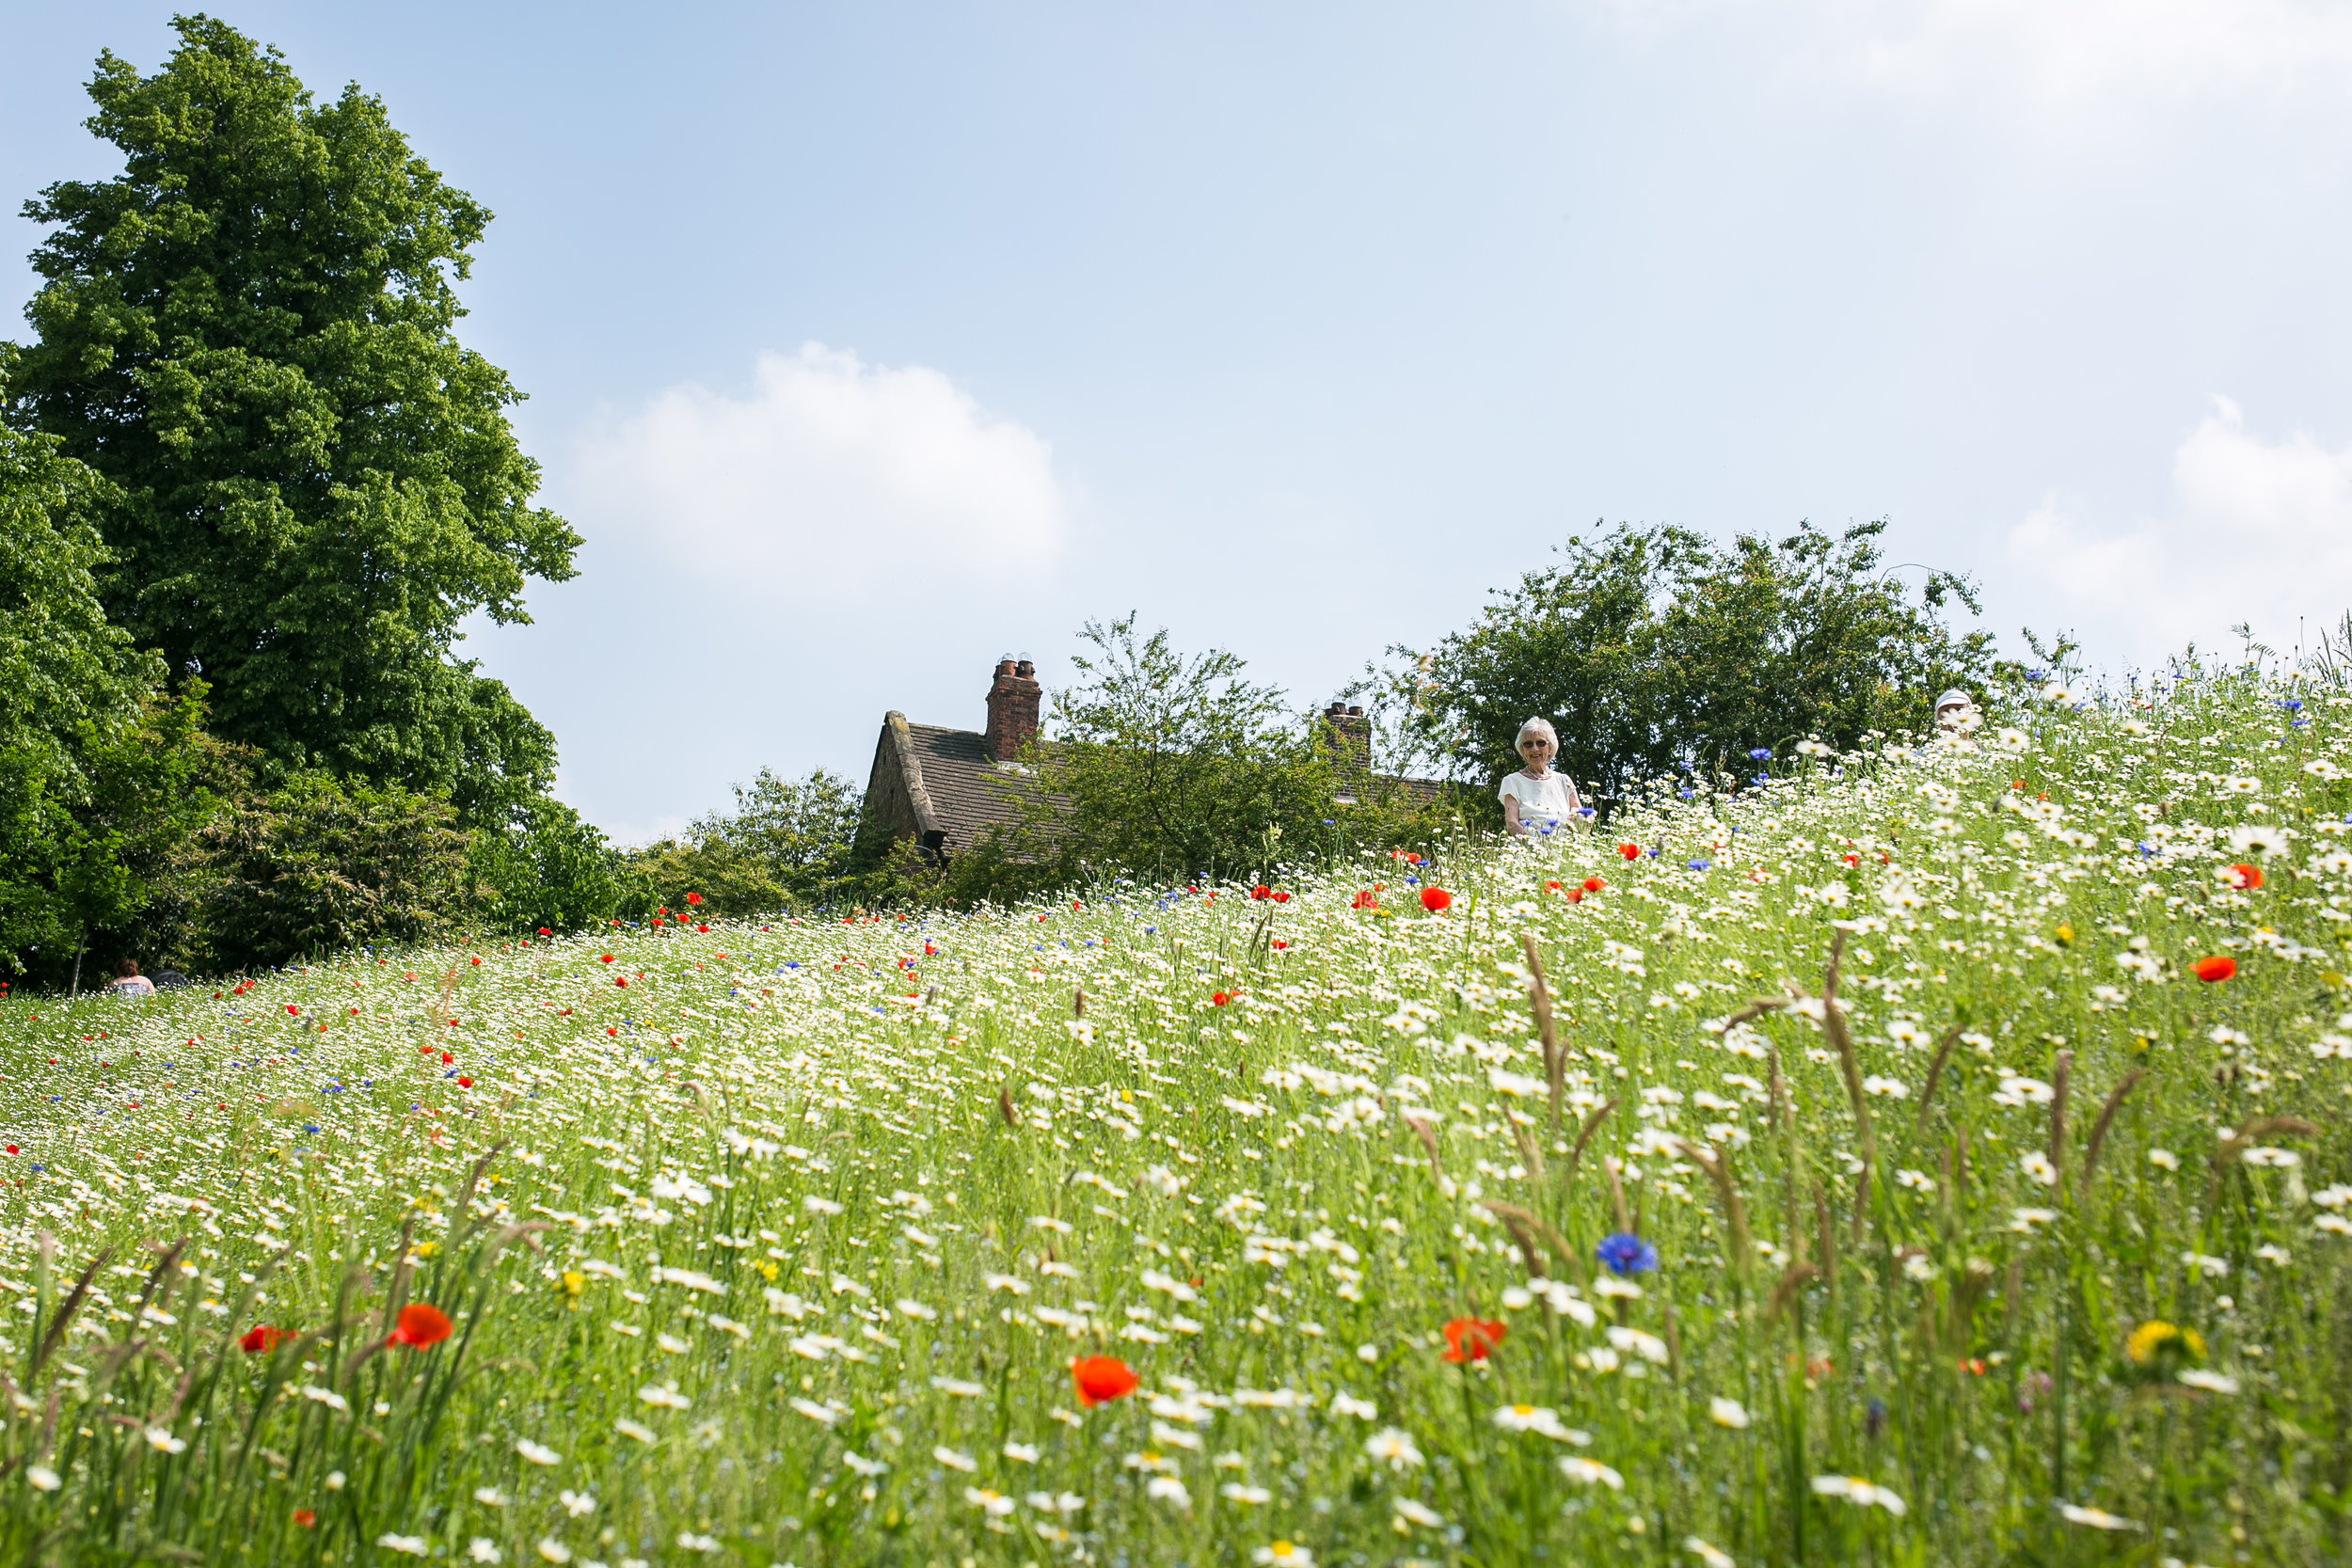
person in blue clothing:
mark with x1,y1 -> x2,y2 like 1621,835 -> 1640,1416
105,958 -> 156,1000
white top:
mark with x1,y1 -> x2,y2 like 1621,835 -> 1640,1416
1500,769 -> 1580,831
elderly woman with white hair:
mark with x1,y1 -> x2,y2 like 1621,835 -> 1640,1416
1500,718 -> 1583,838
1933,689 -> 1979,732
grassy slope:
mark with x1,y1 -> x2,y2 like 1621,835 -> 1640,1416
3,669 -> 2350,1567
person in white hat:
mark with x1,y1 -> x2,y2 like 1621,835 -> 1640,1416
1933,689 -> 1979,732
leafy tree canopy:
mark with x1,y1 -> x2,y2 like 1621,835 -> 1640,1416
3,13 -> 579,819
1388,520 -> 1997,812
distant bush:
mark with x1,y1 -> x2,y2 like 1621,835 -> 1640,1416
628,768 -> 867,918
468,794 -> 638,937
178,768 -> 480,972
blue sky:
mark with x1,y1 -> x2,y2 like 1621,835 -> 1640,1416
8,2 -> 2352,839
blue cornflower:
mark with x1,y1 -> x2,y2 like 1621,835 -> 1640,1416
1687,858 -> 1712,872
1597,1232 -> 1659,1275
1678,789 -> 1696,800
2280,698 -> 2304,712
1747,747 -> 1772,761
1750,774 -> 1770,787
2025,668 -> 2048,682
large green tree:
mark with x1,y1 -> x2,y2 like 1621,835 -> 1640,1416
1389,520 -> 1999,812
3,14 -> 579,819
0,424 -> 215,981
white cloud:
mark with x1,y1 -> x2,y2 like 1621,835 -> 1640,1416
1583,0 -> 2352,117
2008,397 -> 2352,663
573,344 -> 1068,586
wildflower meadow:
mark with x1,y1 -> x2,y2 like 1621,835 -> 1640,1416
5,665 -> 2352,1567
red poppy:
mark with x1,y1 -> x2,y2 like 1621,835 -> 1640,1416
1072,1355 -> 1139,1406
1441,1317 -> 1505,1363
1420,887 -> 1453,912
293,1510 -> 316,1528
1618,843 -> 1641,860
1270,939 -> 1288,951
284,1005 -> 300,1016
455,1076 -> 472,1088
607,1027 -> 618,1037
2194,956 -> 2236,983
240,1324 -> 291,1354
2226,863 -> 2264,891
1250,884 -> 1272,900
1212,991 -> 1231,1006
599,954 -> 614,963
1272,891 -> 1290,903
614,977 -> 628,988
390,1303 -> 453,1348
695,924 -> 709,933
1582,877 -> 1604,893
1565,887 -> 1583,904
469,957 -> 481,967
1545,879 -> 1562,892
1351,890 -> 1378,910
686,892 -> 703,905
537,927 -> 551,936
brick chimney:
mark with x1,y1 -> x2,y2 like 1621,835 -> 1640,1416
1322,702 -> 1372,778
984,656 -> 1041,763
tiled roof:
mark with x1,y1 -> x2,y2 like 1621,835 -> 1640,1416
903,723 -> 1064,854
